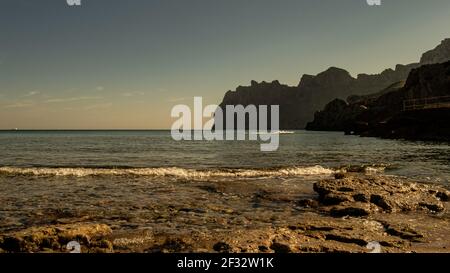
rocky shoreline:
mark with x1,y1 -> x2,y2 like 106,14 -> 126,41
306,61 -> 450,141
215,39 -> 450,130
1,172 -> 449,253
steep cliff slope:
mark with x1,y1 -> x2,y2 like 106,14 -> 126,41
216,39 -> 450,129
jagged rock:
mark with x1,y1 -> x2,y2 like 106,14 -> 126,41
297,199 -> 319,208
420,38 -> 450,64
329,202 -> 372,217
1,236 -> 26,253
0,223 -> 112,253
146,238 -> 191,253
217,64 -> 416,130
307,60 -> 450,141
313,174 -> 448,215
433,190 -> 450,202
213,242 -> 232,253
383,223 -> 424,241
403,61 -> 450,99
216,39 -> 450,130
305,99 -> 367,131
1,174 -> 449,254
320,193 -> 354,206
334,173 -> 347,180
270,242 -> 292,253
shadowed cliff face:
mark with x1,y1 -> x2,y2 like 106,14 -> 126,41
216,39 -> 450,130
220,81 -> 305,129
306,61 -> 450,141
404,61 -> 450,99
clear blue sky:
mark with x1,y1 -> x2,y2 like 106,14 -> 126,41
1,0 -> 449,129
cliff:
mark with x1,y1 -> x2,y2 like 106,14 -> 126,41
216,39 -> 450,129
306,61 -> 450,141
217,64 -> 419,129
420,38 -> 450,64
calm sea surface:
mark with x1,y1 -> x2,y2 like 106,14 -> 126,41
0,130 -> 449,233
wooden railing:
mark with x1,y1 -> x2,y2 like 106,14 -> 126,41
403,95 -> 450,111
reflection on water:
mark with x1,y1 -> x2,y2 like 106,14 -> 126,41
0,130 -> 449,182
0,130 -> 449,234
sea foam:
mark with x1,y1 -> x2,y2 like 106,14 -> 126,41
0,165 -> 335,179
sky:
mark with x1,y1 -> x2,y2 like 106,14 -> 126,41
0,0 -> 449,129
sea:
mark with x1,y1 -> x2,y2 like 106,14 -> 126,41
0,130 -> 449,234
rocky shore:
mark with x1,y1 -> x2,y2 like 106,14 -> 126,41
1,172 -> 449,253
306,61 -> 450,141
215,39 -> 450,130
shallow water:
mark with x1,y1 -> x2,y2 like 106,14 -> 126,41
0,130 -> 449,233
0,130 -> 449,181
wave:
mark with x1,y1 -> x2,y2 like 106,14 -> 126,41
0,165 -> 334,179
270,130 -> 295,135
337,164 -> 391,174
249,130 -> 295,135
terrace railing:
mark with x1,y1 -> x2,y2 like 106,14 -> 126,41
403,95 -> 450,111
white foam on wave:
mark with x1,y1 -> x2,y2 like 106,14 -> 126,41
250,130 -> 295,135
274,131 -> 295,134
0,165 -> 334,179
364,166 -> 387,174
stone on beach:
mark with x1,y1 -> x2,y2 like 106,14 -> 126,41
313,173 -> 449,215
1,174 -> 449,253
0,223 -> 112,253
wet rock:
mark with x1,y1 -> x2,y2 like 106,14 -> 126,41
1,236 -> 26,252
334,173 -> 347,179
90,239 -> 114,253
0,223 -> 112,253
324,234 -> 368,246
213,242 -> 232,253
178,208 -> 207,214
329,202 -> 372,217
370,194 -> 394,211
383,223 -> 424,241
297,199 -> 319,208
197,185 -> 221,194
352,193 -> 368,202
418,202 -> 444,213
1,173 -> 449,254
41,237 -> 60,250
148,238 -> 191,253
258,245 -> 269,252
314,174 -> 447,215
270,242 -> 292,253
321,193 -> 353,205
431,190 -> 450,202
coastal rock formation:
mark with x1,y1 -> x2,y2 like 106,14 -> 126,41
303,99 -> 367,132
219,80 -> 303,129
347,81 -> 406,105
215,39 -> 450,129
403,60 -> 450,99
313,173 -> 449,215
306,61 -> 450,140
2,172 -> 449,253
0,223 -> 113,253
217,65 -> 417,129
420,38 -> 450,64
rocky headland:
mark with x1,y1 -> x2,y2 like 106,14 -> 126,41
215,39 -> 450,130
306,61 -> 450,141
